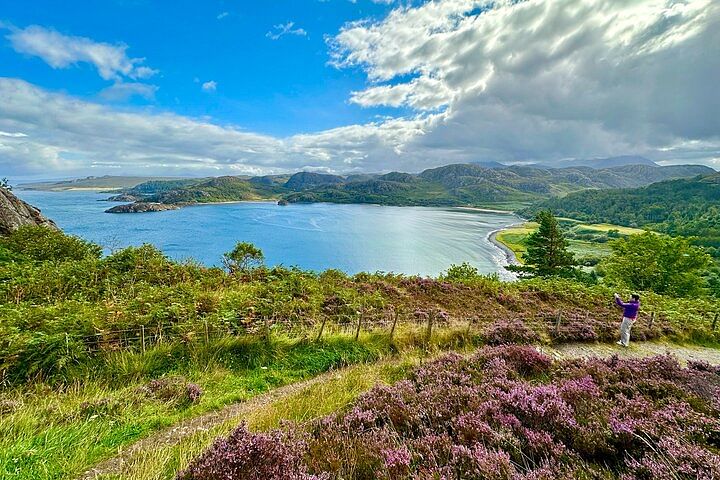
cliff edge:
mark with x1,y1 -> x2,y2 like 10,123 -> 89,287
0,188 -> 58,235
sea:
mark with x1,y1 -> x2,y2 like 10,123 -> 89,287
15,190 -> 520,279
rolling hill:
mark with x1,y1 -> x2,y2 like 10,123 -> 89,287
111,163 -> 714,211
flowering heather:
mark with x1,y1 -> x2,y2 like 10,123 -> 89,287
180,346 -> 720,479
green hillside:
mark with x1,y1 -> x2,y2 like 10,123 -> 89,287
113,163 -> 714,210
521,173 -> 720,256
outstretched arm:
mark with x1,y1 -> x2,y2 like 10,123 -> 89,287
614,296 -> 629,308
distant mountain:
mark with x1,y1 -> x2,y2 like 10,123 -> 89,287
105,162 -> 714,212
470,161 -> 508,169
284,172 -> 345,190
19,175 -> 185,191
555,155 -> 659,168
520,172 -> 720,256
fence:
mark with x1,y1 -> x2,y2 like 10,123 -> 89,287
61,306 -> 718,355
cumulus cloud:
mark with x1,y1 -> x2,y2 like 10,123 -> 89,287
266,22 -> 307,40
0,78 -> 436,176
6,25 -> 157,81
2,0 -> 720,178
331,0 -> 720,164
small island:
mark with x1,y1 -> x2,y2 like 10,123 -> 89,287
105,202 -> 180,213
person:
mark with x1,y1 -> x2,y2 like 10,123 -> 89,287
614,293 -> 640,347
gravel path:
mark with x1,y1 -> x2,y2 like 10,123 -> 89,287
80,341 -> 720,479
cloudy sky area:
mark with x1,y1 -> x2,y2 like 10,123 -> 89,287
1,0 -> 719,179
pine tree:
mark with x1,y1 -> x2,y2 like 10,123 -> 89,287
509,210 -> 576,278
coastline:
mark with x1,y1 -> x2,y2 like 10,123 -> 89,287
488,226 -> 522,266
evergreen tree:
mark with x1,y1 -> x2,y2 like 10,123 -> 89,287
508,211 -> 576,278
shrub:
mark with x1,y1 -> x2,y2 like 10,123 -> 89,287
180,346 -> 720,479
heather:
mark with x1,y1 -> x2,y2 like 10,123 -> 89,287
180,346 -> 720,480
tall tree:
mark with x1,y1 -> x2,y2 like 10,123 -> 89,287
509,210 -> 576,278
599,232 -> 711,296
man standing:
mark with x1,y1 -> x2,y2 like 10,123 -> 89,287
614,293 -> 640,347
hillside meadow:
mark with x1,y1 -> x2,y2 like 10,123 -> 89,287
1,226 -> 719,479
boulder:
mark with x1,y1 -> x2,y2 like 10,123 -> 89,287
0,188 -> 58,235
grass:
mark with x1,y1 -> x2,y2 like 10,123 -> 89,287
0,325 -> 478,480
97,354 -> 429,480
495,221 -> 645,263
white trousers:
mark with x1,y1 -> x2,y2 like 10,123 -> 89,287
619,317 -> 635,346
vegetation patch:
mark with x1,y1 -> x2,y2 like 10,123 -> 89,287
179,345 -> 720,480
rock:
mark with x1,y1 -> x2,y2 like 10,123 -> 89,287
277,199 -> 289,206
105,193 -> 141,202
105,202 -> 180,214
0,187 -> 59,235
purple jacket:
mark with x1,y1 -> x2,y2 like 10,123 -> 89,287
615,297 -> 640,319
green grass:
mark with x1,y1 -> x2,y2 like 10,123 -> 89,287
0,325 -> 478,480
495,221 -> 644,263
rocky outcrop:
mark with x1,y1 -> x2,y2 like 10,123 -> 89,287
105,193 -> 142,202
0,188 -> 58,235
105,202 -> 180,213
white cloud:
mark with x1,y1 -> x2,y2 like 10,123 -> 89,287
201,80 -> 217,92
0,78 -> 435,176
2,0 -> 720,178
217,12 -> 229,20
330,0 -> 720,163
266,22 -> 308,40
6,25 -> 157,81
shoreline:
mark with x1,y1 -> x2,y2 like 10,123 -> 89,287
488,226 -> 522,266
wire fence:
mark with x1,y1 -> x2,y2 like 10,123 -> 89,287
61,306 -> 719,355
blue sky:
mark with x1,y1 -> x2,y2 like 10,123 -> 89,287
1,0 -> 404,136
0,0 -> 718,179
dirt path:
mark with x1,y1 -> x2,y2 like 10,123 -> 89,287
80,341 -> 720,479
79,368 -> 348,480
542,341 -> 720,365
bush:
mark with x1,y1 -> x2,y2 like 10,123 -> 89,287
0,226 -> 102,262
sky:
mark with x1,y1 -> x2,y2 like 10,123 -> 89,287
1,0 -> 719,180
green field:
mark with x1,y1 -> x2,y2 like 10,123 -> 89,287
496,221 -> 646,264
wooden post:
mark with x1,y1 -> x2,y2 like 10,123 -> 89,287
466,317 -> 474,336
555,312 -> 562,333
316,317 -> 328,342
204,320 -> 210,344
649,312 -> 655,329
263,316 -> 270,341
141,325 -> 146,352
425,312 -> 434,345
158,324 -> 163,344
65,333 -> 70,355
354,310 -> 363,341
389,310 -> 398,341
713,313 -> 718,331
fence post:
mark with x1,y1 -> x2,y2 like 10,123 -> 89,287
425,312 -> 434,345
389,310 -> 399,341
264,316 -> 271,342
141,325 -> 146,353
204,320 -> 210,344
466,317 -> 474,336
555,312 -> 562,333
649,312 -> 655,330
713,313 -> 718,331
355,310 -> 363,341
316,317 -> 328,342
65,333 -> 70,355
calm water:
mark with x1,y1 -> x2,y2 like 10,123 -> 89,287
15,190 -> 519,278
